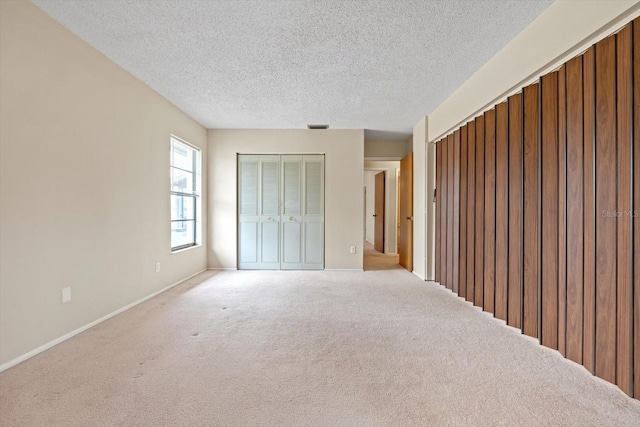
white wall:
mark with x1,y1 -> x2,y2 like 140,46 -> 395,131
208,129 -> 364,270
428,0 -> 640,142
364,161 -> 401,254
412,118 -> 427,280
0,1 -> 208,367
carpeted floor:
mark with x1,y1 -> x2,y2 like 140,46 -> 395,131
1,253 -> 639,426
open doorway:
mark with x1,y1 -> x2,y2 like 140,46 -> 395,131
363,161 -> 401,271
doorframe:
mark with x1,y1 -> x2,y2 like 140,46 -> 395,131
363,162 -> 400,255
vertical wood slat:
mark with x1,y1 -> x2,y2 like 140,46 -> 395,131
447,134 -> 455,290
508,93 -> 524,329
583,46 -> 596,374
558,65 -> 567,357
484,109 -> 497,314
441,136 -> 449,288
594,34 -> 617,384
523,83 -> 541,339
435,140 -> 442,284
495,102 -> 509,321
453,130 -> 461,294
616,24 -> 633,396
566,55 -> 584,364
466,121 -> 476,303
475,116 -> 485,308
459,126 -> 468,299
633,17 -> 640,400
541,72 -> 559,349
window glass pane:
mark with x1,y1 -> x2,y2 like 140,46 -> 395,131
171,220 -> 195,248
171,167 -> 194,193
171,195 -> 195,220
171,140 -> 194,171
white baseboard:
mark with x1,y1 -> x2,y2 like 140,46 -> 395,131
0,269 -> 207,373
207,267 -> 237,271
324,269 -> 364,272
412,271 -> 426,281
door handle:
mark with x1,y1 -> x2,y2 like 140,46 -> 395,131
406,216 -> 413,220
372,214 -> 377,217
289,216 -> 295,221
268,217 -> 273,221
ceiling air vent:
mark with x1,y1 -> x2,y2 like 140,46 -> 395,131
307,124 -> 329,130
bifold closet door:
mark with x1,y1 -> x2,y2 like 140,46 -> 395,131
302,155 -> 324,270
238,155 -> 281,270
238,154 -> 324,270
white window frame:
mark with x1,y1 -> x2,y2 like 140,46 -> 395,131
170,136 -> 201,252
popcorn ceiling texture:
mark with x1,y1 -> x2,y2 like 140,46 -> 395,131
32,0 -> 553,138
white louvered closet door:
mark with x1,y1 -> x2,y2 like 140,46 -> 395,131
258,155 -> 281,269
237,155 -> 260,269
281,156 -> 302,269
302,155 -> 324,270
237,154 -> 323,270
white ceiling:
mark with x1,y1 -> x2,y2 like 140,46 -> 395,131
33,0 -> 554,139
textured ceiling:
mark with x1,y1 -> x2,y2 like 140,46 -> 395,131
33,0 -> 554,139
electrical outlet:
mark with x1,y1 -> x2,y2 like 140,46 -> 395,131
61,287 -> 71,304
350,245 -> 356,254
156,262 -> 161,273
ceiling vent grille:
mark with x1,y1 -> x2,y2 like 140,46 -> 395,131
307,124 -> 329,130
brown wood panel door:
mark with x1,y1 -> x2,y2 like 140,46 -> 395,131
466,121 -> 476,304
633,18 -> 640,398
475,116 -> 485,308
633,16 -> 640,400
435,142 -> 442,283
447,134 -> 455,290
508,93 -> 523,329
452,131 -> 461,294
558,65 -> 567,357
399,153 -> 413,271
495,102 -> 509,321
615,24 -> 633,396
541,71 -> 559,350
565,55 -> 584,365
523,82 -> 541,339
594,35 -> 617,384
484,110 -> 496,315
373,172 -> 385,253
441,140 -> 448,285
583,46 -> 596,374
459,126 -> 468,299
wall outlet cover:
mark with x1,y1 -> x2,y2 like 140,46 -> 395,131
61,287 -> 71,304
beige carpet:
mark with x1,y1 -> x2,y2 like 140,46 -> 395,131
1,258 -> 639,426
363,241 -> 401,271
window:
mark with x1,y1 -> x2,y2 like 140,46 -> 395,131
170,137 -> 200,251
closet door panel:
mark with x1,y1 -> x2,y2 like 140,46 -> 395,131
281,156 -> 303,269
238,155 -> 260,269
258,155 -> 281,269
302,155 -> 325,269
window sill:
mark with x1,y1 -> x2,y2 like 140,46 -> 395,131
171,244 -> 202,254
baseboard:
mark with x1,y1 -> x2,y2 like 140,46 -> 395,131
207,267 -> 237,271
0,269 -> 207,373
324,269 -> 364,272
412,271 -> 426,281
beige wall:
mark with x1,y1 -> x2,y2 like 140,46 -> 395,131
364,139 -> 410,159
0,1 -> 207,367
208,129 -> 364,270
428,0 -> 640,142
